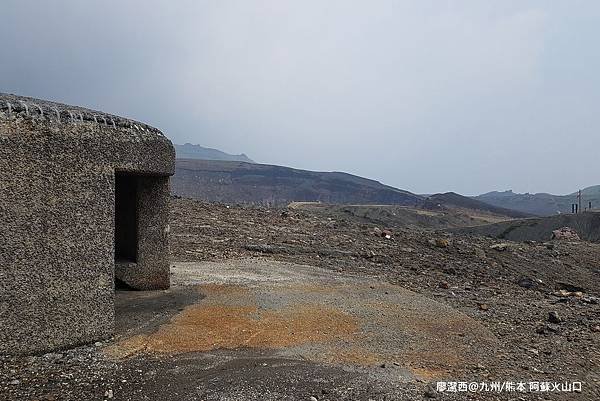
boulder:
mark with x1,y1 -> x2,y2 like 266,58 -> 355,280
551,227 -> 580,241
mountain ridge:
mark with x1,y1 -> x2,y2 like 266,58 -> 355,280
475,185 -> 600,216
174,143 -> 254,163
172,159 -> 423,207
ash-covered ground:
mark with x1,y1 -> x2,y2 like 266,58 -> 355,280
2,198 -> 599,400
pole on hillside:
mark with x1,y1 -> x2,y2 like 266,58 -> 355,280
578,190 -> 582,214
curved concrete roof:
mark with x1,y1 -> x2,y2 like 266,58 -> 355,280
0,92 -> 164,136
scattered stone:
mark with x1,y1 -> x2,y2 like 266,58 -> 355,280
581,296 -> 599,304
439,281 -> 450,289
517,277 -> 536,289
424,383 -> 438,398
536,324 -> 560,335
478,303 -> 489,311
372,227 -> 392,239
548,311 -> 561,324
591,325 -> 600,332
363,250 -> 376,259
490,243 -> 509,251
94,342 -> 103,347
43,352 -> 64,360
9,379 -> 20,385
435,238 -> 449,248
309,396 -> 318,401
546,324 -> 560,333
543,242 -> 555,250
556,282 -> 585,293
551,227 -> 580,241
474,248 -> 486,259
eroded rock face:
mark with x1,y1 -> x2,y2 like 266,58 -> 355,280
0,93 -> 175,355
551,227 -> 581,241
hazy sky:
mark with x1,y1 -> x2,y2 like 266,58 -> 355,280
1,1 -> 599,195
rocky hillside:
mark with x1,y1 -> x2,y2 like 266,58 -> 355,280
174,143 -> 254,163
172,159 -> 423,206
426,192 -> 534,218
290,203 -> 519,230
475,185 -> 600,216
452,211 -> 600,242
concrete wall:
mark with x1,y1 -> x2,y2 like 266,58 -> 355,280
0,93 -> 175,354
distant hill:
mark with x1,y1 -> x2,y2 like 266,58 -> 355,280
174,143 -> 254,163
426,192 -> 534,219
475,186 -> 600,216
578,185 -> 600,197
172,159 -> 424,206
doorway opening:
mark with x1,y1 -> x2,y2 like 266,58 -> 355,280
115,173 -> 138,263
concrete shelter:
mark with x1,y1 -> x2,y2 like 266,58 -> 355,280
0,93 -> 175,354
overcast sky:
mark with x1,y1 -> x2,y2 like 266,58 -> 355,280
1,1 -> 599,195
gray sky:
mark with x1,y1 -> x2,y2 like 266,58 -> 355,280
2,1 -> 599,195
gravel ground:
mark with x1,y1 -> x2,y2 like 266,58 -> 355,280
1,197 -> 599,400
110,260 -> 498,376
169,198 -> 600,399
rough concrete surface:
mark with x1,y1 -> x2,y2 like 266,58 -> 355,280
0,93 -> 175,354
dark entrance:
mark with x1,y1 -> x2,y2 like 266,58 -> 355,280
115,173 -> 138,262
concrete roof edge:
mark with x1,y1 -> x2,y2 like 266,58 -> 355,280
0,92 -> 165,136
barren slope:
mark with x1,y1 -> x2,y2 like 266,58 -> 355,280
172,159 -> 423,206
452,212 -> 600,242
